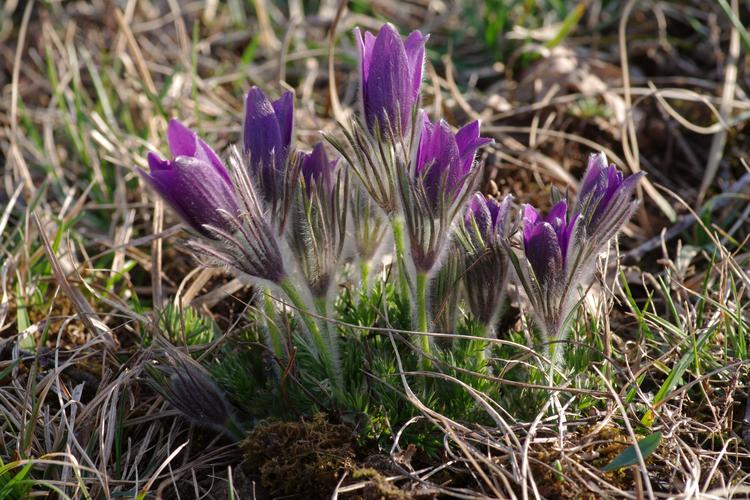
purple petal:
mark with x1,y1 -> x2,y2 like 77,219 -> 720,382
163,122 -> 230,184
465,193 -> 491,234
300,142 -> 335,193
167,119 -> 198,158
147,151 -> 171,171
422,119 -> 460,201
143,157 -> 239,238
404,30 -> 427,103
546,200 -> 568,228
524,221 -> 563,283
364,24 -> 411,133
456,121 -> 493,173
485,197 -> 502,228
560,212 -> 579,263
354,28 -> 376,84
272,91 -> 295,151
522,204 -> 541,243
579,151 -> 608,200
243,87 -> 283,171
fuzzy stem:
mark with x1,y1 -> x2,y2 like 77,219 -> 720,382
263,288 -> 285,361
314,295 -> 342,382
475,322 -> 493,369
391,216 -> 411,302
279,278 -> 342,397
359,260 -> 370,291
415,272 -> 432,368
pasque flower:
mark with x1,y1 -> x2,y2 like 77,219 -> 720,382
350,187 -> 388,289
328,24 -> 428,308
509,155 -> 642,365
189,147 -> 342,395
188,147 -> 288,285
243,86 -> 297,231
355,23 -> 426,138
287,143 -> 348,390
145,343 -> 243,441
299,142 -> 336,195
289,143 -> 347,300
430,244 -> 462,335
140,119 -> 239,238
522,200 -> 578,288
402,112 -> 493,274
576,152 -> 644,245
399,111 -> 492,362
460,193 -> 513,332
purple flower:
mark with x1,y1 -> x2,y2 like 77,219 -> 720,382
522,201 -> 578,284
464,193 -> 510,247
243,86 -> 294,192
289,143 -> 347,299
298,142 -> 338,195
461,194 -> 513,330
189,147 -> 288,285
355,24 -> 427,137
140,119 -> 238,238
399,113 -> 492,275
576,152 -> 644,241
415,114 -> 493,206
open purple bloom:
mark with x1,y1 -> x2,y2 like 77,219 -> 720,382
188,147 -> 288,285
415,113 -> 493,207
398,112 -> 493,276
298,142 -> 338,195
576,152 -> 644,243
510,154 -> 642,364
355,24 -> 426,137
140,119 -> 238,238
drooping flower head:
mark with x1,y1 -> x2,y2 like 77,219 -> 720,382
522,200 -> 578,285
189,147 -> 288,285
140,119 -> 238,238
298,142 -> 338,195
354,23 -> 427,138
145,343 -> 243,440
415,113 -> 493,208
576,152 -> 644,243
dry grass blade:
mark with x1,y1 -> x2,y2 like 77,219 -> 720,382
32,213 -> 113,347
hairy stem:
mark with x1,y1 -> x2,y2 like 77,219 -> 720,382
263,288 -> 285,361
416,271 -> 432,368
391,215 -> 411,303
359,260 -> 370,291
314,295 -> 342,385
279,278 -> 342,397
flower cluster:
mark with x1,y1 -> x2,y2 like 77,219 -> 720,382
139,22 -> 642,405
510,153 -> 643,361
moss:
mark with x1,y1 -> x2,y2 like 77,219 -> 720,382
242,414 -> 355,497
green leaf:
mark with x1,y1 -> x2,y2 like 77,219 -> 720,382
601,432 -> 661,473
